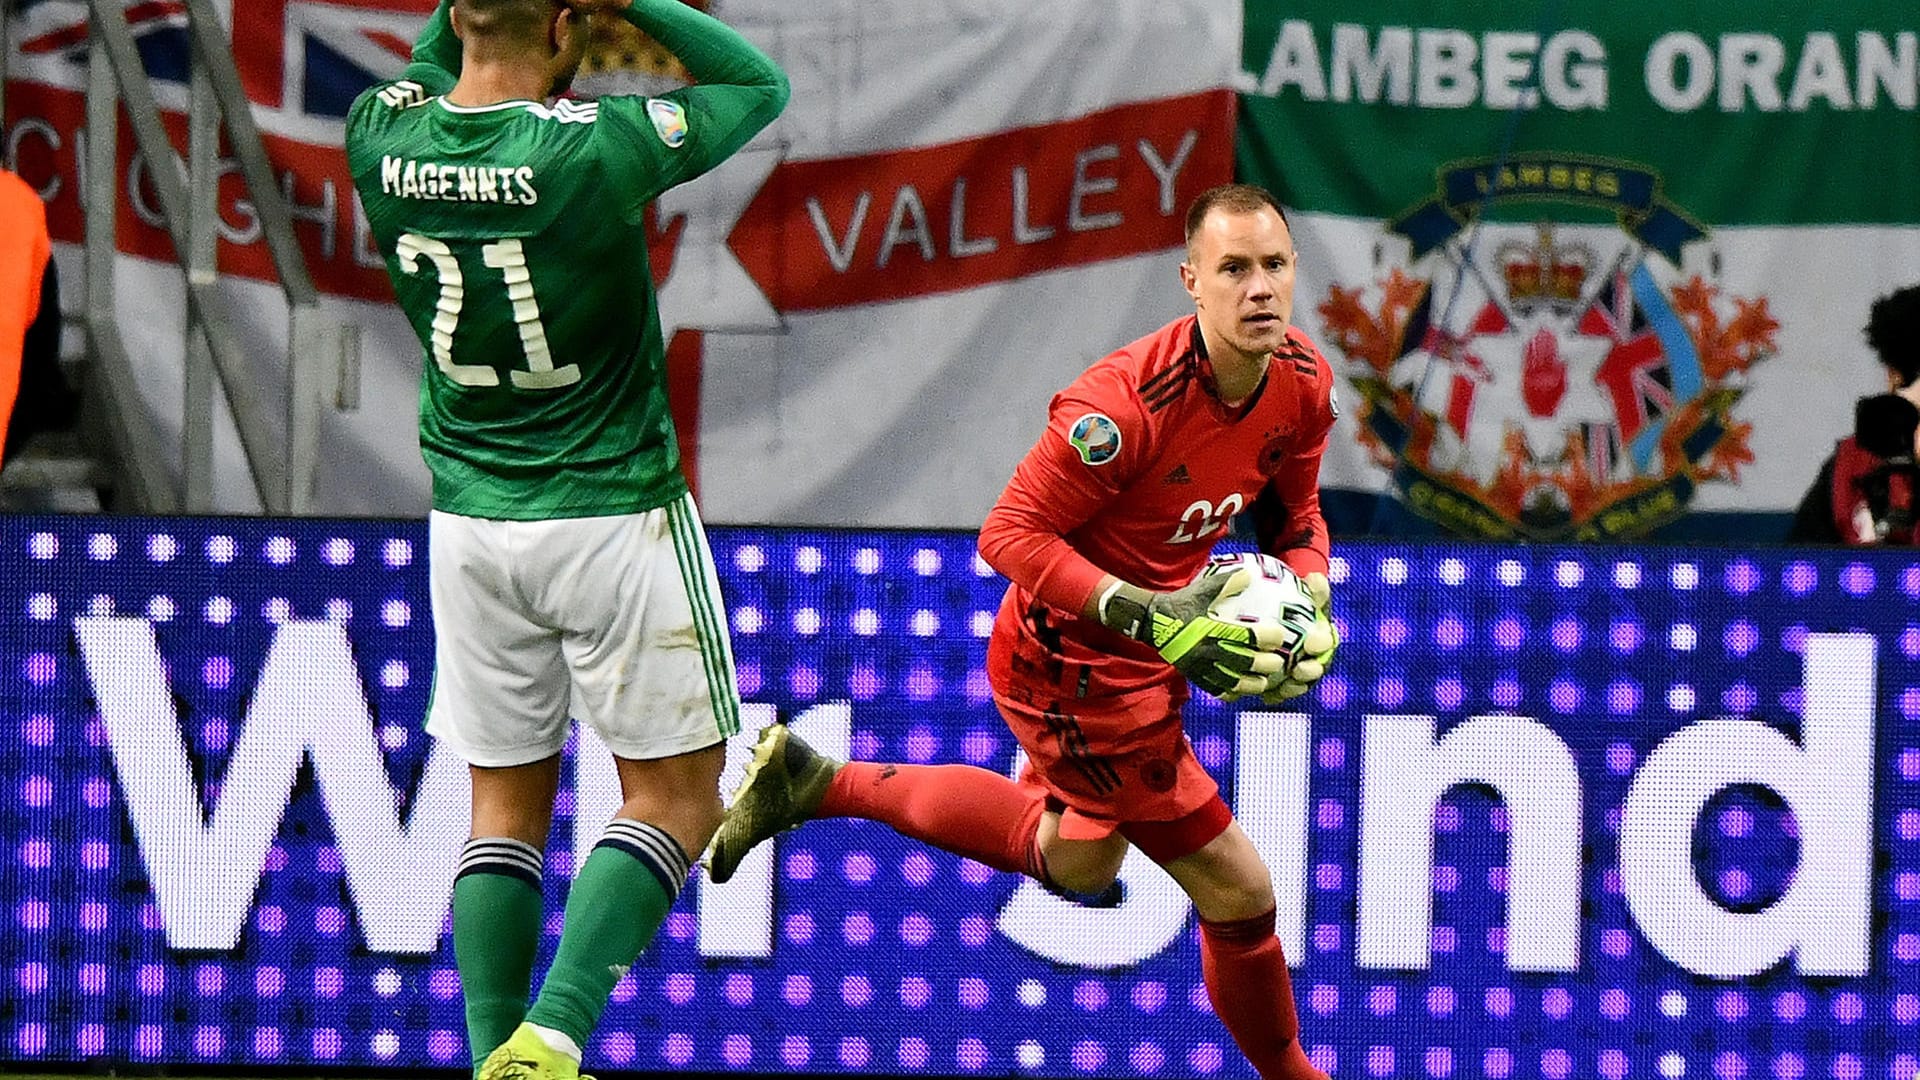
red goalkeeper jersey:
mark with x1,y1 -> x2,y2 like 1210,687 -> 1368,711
979,315 -> 1336,699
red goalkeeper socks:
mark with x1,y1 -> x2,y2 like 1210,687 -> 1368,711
1200,908 -> 1328,1080
817,762 -> 1048,879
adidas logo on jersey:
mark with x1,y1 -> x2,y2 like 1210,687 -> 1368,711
1162,464 -> 1192,485
376,81 -> 427,109
534,99 -> 600,125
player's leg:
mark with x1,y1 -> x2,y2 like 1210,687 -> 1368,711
1151,816 -> 1327,1080
512,745 -> 724,1068
1030,803 -> 1131,896
492,499 -> 737,1075
711,721 -> 1087,883
711,693 -> 1142,893
425,511 -> 575,1078
456,760 -> 559,1079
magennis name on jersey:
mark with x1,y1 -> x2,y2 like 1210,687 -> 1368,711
380,155 -> 539,205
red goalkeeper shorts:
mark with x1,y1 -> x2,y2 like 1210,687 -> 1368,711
994,682 -> 1221,847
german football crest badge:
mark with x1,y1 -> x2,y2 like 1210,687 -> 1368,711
1069,413 -> 1123,466
1317,154 -> 1776,541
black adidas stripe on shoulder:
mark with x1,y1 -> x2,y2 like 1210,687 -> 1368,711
1138,360 -> 1186,399
1142,366 -> 1196,413
1275,346 -> 1319,379
1140,344 -> 1201,413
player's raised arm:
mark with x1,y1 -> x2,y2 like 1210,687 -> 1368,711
583,0 -> 790,194
608,0 -> 786,97
343,0 -> 460,145
403,0 -> 463,93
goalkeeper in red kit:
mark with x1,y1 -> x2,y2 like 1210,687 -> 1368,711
709,184 -> 1337,1080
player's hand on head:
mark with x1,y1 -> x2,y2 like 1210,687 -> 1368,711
548,0 -> 630,91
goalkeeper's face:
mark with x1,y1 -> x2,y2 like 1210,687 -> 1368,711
1180,206 -> 1297,368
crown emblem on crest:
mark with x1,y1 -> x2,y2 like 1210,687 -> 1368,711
1496,223 -> 1595,313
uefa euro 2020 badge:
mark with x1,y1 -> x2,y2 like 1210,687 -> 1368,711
646,98 -> 688,148
1069,413 -> 1123,467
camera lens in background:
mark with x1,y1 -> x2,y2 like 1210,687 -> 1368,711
1854,393 -> 1920,461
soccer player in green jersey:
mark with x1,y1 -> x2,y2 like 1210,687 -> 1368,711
344,1 -> 787,1078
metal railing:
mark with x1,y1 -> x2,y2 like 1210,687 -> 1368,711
35,0 -> 358,513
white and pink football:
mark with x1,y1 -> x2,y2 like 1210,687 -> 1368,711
1201,551 -> 1327,669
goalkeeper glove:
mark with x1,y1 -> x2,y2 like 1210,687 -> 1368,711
1098,568 -> 1289,699
1260,571 -> 1338,704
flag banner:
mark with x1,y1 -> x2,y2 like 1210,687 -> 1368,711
3,0 -> 1239,523
1236,1 -> 1920,540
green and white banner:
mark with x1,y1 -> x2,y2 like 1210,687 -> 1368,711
1238,3 -> 1920,539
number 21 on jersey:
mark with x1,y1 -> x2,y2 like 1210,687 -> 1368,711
395,233 -> 580,390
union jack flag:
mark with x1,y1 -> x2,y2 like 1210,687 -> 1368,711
1581,261 -> 1704,473
13,0 -> 430,120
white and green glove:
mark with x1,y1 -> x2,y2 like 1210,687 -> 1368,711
1259,571 -> 1338,703
1098,569 -> 1290,699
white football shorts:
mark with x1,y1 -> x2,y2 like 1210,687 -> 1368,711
424,495 -> 741,767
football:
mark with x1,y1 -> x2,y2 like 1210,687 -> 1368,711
1202,551 -> 1326,669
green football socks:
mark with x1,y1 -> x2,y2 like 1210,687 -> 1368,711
452,838 -> 546,1075
522,819 -> 690,1053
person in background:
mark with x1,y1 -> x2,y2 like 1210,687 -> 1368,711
1790,284 -> 1920,544
0,167 -> 74,470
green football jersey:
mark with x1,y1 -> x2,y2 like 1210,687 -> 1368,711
345,0 -> 787,519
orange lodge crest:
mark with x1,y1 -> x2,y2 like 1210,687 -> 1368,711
1317,154 -> 1778,541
